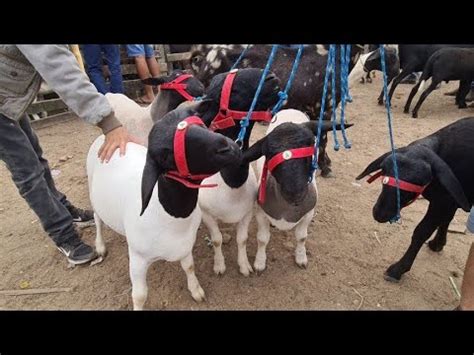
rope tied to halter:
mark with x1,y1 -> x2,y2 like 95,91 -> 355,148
379,44 -> 401,223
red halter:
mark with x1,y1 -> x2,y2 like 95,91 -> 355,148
164,116 -> 218,189
209,69 -> 273,132
258,147 -> 315,205
160,74 -> 197,102
367,170 -> 427,207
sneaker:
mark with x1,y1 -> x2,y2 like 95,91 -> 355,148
67,205 -> 94,226
57,236 -> 96,265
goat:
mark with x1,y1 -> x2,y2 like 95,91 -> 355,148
87,104 -> 241,310
192,68 -> 281,276
242,109 -> 353,271
379,44 -> 474,106
189,44 -> 367,178
105,70 -> 204,146
403,47 -> 474,118
356,117 -> 473,282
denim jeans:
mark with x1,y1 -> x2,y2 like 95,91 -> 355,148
82,45 -> 124,94
0,114 -> 76,245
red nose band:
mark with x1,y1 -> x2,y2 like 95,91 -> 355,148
258,147 -> 315,205
160,74 -> 197,102
164,116 -> 218,189
209,69 -> 273,132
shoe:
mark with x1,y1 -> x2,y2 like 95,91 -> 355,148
67,205 -> 94,226
57,235 -> 96,265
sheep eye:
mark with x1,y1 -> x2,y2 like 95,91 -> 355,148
192,55 -> 203,64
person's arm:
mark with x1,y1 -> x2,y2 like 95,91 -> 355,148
17,45 -> 137,162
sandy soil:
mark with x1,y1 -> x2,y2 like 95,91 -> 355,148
1,76 -> 473,310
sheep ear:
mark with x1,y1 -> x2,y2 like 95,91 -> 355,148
301,121 -> 354,134
242,137 -> 266,164
427,150 -> 471,212
356,152 -> 392,180
140,155 -> 163,216
194,98 -> 214,115
142,76 -> 169,86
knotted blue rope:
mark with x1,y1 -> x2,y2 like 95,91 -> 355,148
339,44 -> 352,149
271,44 -> 304,115
230,45 -> 250,71
380,44 -> 401,223
310,44 -> 336,180
236,44 -> 279,144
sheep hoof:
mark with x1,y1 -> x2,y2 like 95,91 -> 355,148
321,170 -> 334,178
367,78 -> 372,84
458,104 -> 467,109
191,286 -> 206,303
239,262 -> 253,277
383,271 -> 401,283
403,108 -> 409,114
412,113 -> 418,119
360,78 -> 365,84
213,263 -> 226,276
378,100 -> 384,106
90,255 -> 104,266
254,264 -> 266,275
428,240 -> 444,252
296,261 -> 308,269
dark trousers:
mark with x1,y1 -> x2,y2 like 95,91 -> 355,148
82,44 -> 124,94
0,114 -> 75,245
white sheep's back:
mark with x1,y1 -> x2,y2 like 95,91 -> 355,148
86,136 -> 201,262
105,93 -> 152,147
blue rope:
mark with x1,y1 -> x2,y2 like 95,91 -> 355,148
345,44 -> 353,102
310,44 -> 336,180
271,45 -> 304,115
380,44 -> 401,223
230,45 -> 250,71
236,44 -> 279,144
339,44 -> 352,149
330,47 -> 340,151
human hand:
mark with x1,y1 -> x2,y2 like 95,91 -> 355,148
98,126 -> 142,163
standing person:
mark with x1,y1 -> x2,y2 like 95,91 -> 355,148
0,45 -> 138,265
82,44 -> 124,94
126,45 -> 161,104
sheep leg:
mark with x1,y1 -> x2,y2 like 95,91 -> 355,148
254,207 -> 271,273
378,66 -> 416,106
318,133 -> 332,178
455,79 -> 471,109
403,80 -> 422,114
366,71 -> 372,83
428,221 -> 450,252
411,80 -> 439,118
294,211 -> 313,269
129,250 -> 152,310
180,253 -> 206,302
384,202 -> 456,282
236,210 -> 254,276
202,212 -> 226,275
94,212 -> 107,257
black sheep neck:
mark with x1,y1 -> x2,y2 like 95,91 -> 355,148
157,175 -> 199,218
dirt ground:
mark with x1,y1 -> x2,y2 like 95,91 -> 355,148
1,76 -> 473,310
